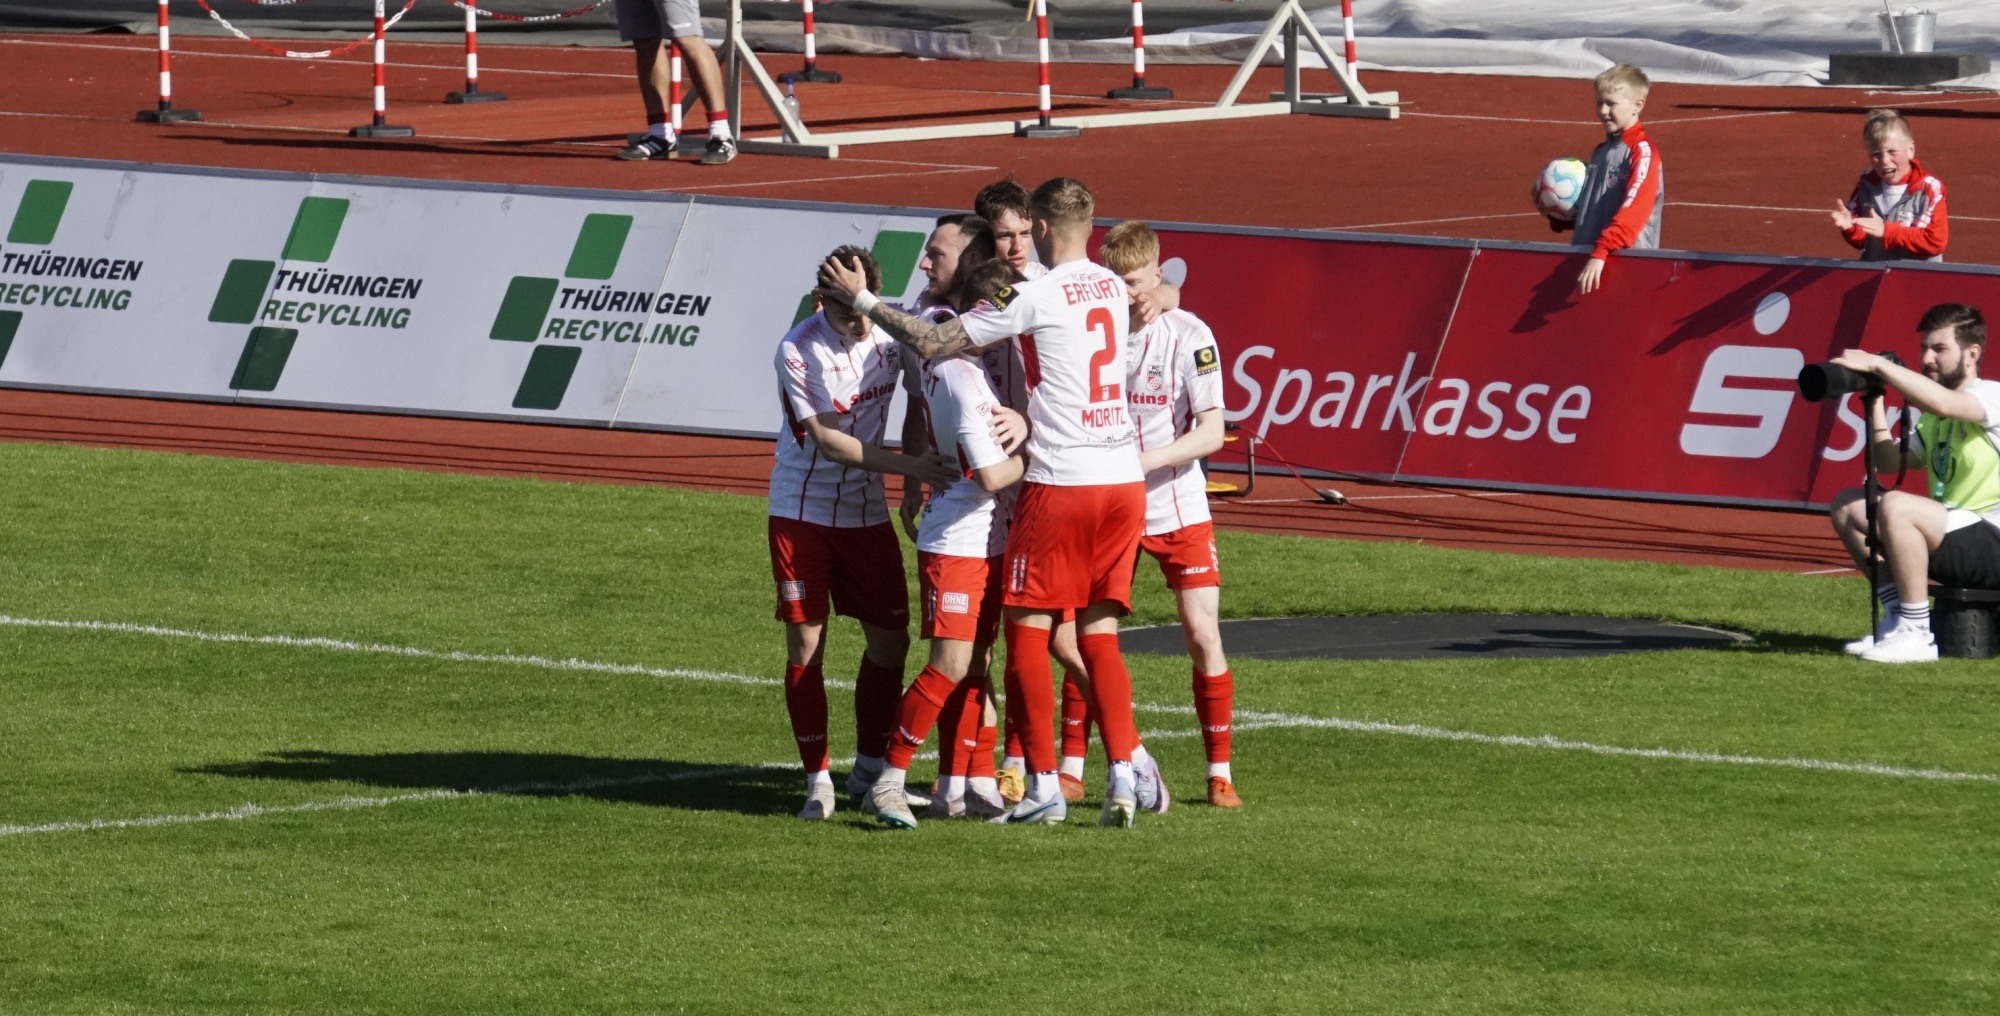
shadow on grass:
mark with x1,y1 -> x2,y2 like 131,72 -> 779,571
184,750 -> 799,817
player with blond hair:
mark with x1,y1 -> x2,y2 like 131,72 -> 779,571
821,178 -> 1153,827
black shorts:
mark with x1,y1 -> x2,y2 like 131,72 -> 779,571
1931,520 -> 2000,589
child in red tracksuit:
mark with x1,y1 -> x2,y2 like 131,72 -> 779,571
1548,63 -> 1663,295
1831,108 -> 1947,262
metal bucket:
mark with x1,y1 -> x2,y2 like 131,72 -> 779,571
1878,11 -> 1938,53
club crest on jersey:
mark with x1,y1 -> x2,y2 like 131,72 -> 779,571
1194,346 -> 1220,375
1146,363 -> 1165,391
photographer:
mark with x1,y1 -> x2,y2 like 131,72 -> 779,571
1828,303 -> 2000,664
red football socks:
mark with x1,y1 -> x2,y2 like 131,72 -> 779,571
1076,633 -> 1137,765
886,665 -> 955,771
971,677 -> 998,778
1060,669 -> 1092,759
1193,668 -> 1234,764
1004,622 -> 1057,772
853,654 -> 904,760
782,661 -> 828,772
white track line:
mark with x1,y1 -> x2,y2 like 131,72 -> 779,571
1326,211 -> 1542,231
0,612 -> 1994,843
651,166 -> 998,193
1799,566 -> 1859,576
1673,200 -> 2000,224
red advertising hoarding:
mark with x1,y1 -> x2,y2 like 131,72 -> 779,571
1152,225 -> 2000,508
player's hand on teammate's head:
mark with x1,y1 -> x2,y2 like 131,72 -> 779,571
817,255 -> 869,301
989,406 -> 1029,455
1131,282 -> 1179,327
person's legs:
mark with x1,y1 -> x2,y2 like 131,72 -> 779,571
1862,491 -> 1949,663
771,516 -> 838,816
1177,584 -> 1238,805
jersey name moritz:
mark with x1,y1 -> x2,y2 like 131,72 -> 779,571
1127,308 -> 1224,534
769,313 -> 903,527
959,259 -> 1142,486
917,355 -> 1012,557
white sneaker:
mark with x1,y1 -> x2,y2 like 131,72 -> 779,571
1859,622 -> 1938,664
1844,615 -> 1897,656
797,782 -> 836,821
1100,772 -> 1137,828
998,791 -> 1068,825
1134,752 -> 1170,814
845,760 -> 882,801
862,781 -> 918,829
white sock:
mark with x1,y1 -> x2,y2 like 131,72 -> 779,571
941,775 -> 967,800
1002,755 -> 1025,773
1208,761 -> 1232,781
647,121 -> 672,140
1059,756 -> 1085,780
880,766 -> 907,790
1132,743 -> 1153,768
969,775 -> 998,799
805,769 -> 833,792
708,117 -> 734,141
1030,772 -> 1060,800
1109,760 -> 1134,790
1899,600 -> 1931,631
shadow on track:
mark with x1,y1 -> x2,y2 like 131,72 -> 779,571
184,750 -> 798,817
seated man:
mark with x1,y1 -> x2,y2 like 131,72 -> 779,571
1829,303 -> 2000,664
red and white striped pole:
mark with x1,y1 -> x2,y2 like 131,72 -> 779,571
1107,0 -> 1171,99
137,0 -> 199,123
670,41 -> 684,133
446,0 -> 508,103
351,0 -> 414,137
1016,0 -> 1078,137
796,0 -> 841,83
1341,0 -> 1357,78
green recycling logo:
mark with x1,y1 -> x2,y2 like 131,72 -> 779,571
0,179 -> 146,371
207,196 -> 423,392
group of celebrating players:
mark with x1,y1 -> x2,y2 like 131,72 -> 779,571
766,175 -> 1238,827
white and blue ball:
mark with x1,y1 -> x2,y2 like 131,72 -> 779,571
1533,157 -> 1588,221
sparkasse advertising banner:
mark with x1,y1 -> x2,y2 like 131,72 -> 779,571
5,154 -> 1999,509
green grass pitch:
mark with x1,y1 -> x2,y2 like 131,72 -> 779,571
0,440 -> 1995,1013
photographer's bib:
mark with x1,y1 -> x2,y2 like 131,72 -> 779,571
1913,378 -> 2000,526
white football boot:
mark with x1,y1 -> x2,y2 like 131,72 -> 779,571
1100,769 -> 1138,828
861,781 -> 918,829
797,781 -> 836,821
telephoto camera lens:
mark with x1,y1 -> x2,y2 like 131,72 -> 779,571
1797,363 -> 1872,402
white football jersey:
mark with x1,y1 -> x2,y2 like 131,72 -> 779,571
917,355 -> 1013,558
1127,308 -> 1225,534
958,258 -> 1143,487
769,312 -> 904,527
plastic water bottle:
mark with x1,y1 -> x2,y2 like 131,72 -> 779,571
781,76 -> 802,143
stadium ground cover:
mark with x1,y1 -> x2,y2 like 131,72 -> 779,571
6,34 -> 2000,261
1,439 -> 1996,1012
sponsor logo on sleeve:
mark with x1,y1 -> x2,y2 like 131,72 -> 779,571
1193,345 -> 1220,375
990,286 -> 1016,310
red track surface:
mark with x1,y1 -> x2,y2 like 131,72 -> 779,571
2,31 -> 1931,576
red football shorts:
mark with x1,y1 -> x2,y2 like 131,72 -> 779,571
919,552 -> 1003,644
767,516 -> 908,629
1140,521 -> 1221,590
1002,481 -> 1146,612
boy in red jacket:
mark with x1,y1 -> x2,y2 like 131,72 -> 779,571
1832,108 -> 1947,262
1549,63 -> 1663,295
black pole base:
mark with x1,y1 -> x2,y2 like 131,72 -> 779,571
136,108 -> 201,123
1015,122 -> 1081,139
795,68 -> 842,83
350,124 -> 417,138
1107,85 -> 1173,100
445,88 -> 507,104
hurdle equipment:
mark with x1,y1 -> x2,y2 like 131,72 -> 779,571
721,0 -> 1393,159
1107,0 -> 1172,101
350,0 -> 415,137
136,0 -> 200,123
445,0 -> 508,104
1016,0 -> 1081,139
794,0 -> 841,84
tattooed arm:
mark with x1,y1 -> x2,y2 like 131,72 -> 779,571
817,255 -> 984,359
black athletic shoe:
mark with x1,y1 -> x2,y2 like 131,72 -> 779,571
700,136 -> 737,165
617,135 -> 676,161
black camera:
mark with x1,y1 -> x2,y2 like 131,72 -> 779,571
1798,351 -> 1904,402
